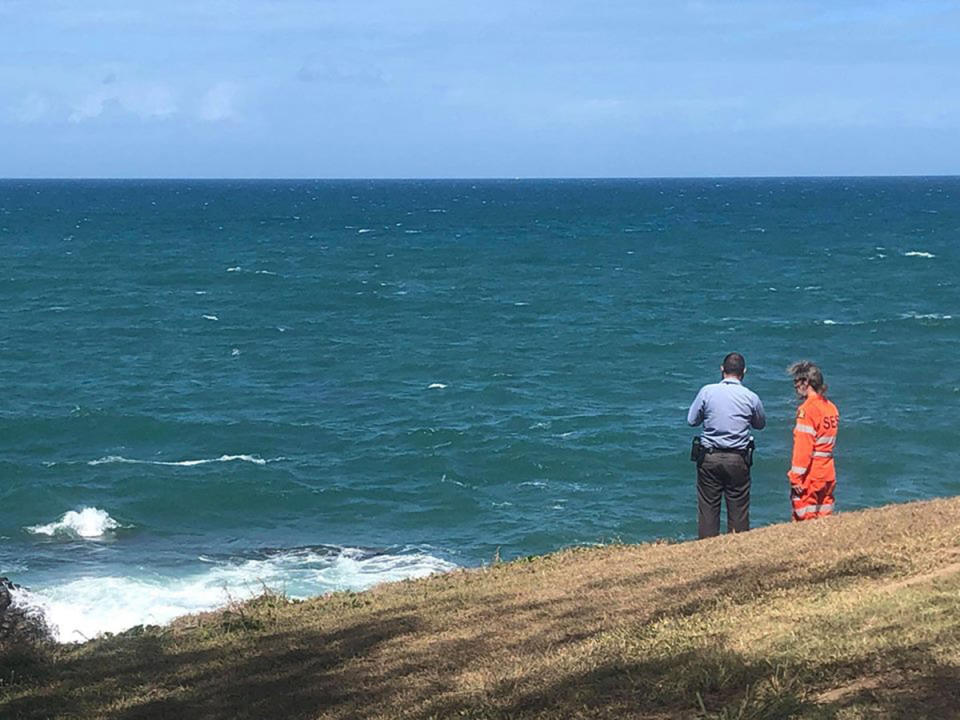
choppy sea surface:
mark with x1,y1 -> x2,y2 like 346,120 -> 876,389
2,178 -> 958,641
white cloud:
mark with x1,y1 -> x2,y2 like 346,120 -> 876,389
128,85 -> 177,118
68,83 -> 177,123
198,82 -> 241,122
69,91 -> 109,122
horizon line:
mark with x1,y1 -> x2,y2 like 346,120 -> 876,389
2,173 -> 959,182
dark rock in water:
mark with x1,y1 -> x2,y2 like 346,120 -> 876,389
0,576 -> 19,615
0,576 -> 54,651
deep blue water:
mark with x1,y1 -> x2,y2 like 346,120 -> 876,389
2,178 -> 958,639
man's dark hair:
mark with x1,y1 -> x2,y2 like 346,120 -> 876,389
722,352 -> 746,378
788,360 -> 827,395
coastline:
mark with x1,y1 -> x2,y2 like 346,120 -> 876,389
3,495 -> 960,718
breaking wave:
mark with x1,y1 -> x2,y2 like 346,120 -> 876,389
26,508 -> 122,539
10,546 -> 457,642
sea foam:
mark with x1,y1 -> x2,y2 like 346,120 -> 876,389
11,547 -> 457,642
26,508 -> 121,538
88,454 -> 274,467
900,312 -> 952,321
904,250 -> 936,258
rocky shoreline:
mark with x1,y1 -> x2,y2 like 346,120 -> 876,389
0,576 -> 53,653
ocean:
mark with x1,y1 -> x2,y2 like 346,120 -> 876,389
2,177 -> 958,642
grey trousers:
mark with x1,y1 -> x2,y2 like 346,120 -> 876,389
697,451 -> 751,539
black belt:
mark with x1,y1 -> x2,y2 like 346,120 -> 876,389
704,446 -> 749,455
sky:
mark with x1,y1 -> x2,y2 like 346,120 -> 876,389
2,0 -> 959,178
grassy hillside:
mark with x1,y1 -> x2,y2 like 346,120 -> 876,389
3,497 -> 960,719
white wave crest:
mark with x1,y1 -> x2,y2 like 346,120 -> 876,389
88,454 -> 274,467
427,383 -> 447,390
900,312 -> 952,321
820,319 -> 866,326
904,251 -> 936,258
11,548 -> 457,642
26,508 -> 120,538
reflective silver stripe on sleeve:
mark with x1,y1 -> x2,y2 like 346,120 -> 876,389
795,423 -> 815,435
815,435 -> 836,445
793,503 -> 835,517
812,451 -> 833,458
790,465 -> 808,475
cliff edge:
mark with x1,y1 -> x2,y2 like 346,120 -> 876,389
3,497 -> 959,719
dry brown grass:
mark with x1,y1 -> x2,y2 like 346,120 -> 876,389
3,497 -> 960,719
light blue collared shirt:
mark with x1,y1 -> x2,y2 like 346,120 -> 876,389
687,377 -> 766,449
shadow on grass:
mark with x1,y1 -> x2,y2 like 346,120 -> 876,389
2,610 -> 427,720
0,552 -> 944,720
414,639 -> 960,720
812,640 -> 960,720
641,554 -> 900,625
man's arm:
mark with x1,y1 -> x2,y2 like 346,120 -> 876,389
751,396 -> 766,430
687,387 -> 705,426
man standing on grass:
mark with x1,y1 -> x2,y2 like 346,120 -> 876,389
687,352 -> 766,539
787,361 -> 839,521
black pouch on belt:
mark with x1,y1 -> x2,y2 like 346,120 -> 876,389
690,436 -> 703,463
745,438 -> 755,467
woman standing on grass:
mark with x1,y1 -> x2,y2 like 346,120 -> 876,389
787,361 -> 839,521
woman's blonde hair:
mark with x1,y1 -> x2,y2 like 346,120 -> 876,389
787,360 -> 827,395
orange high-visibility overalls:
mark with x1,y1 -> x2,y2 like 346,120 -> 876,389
787,394 -> 839,521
